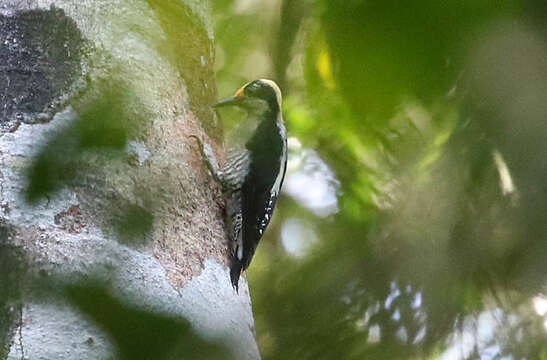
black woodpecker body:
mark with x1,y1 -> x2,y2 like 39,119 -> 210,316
192,79 -> 287,291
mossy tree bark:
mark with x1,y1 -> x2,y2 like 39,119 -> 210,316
0,1 -> 259,359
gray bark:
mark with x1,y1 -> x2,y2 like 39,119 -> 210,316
0,1 -> 260,359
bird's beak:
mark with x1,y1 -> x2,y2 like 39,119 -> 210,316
213,95 -> 242,108
213,88 -> 245,108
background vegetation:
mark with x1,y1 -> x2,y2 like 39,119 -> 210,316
7,0 -> 546,359
213,0 -> 547,358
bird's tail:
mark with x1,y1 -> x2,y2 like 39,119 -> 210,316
230,256 -> 243,293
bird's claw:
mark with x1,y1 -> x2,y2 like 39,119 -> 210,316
188,134 -> 202,144
188,134 -> 205,152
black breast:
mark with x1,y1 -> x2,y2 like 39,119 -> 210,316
240,115 -> 285,269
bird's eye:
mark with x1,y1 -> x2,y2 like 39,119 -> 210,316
245,81 -> 261,95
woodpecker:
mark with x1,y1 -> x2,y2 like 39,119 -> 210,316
191,79 -> 287,291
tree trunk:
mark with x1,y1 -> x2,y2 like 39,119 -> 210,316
0,1 -> 260,359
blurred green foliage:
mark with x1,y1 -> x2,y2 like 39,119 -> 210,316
25,79 -> 155,243
214,0 -> 547,359
64,282 -> 233,360
25,81 -> 139,202
16,0 -> 546,359
111,202 -> 155,244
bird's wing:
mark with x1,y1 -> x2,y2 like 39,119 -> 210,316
240,122 -> 286,270
221,148 -> 250,191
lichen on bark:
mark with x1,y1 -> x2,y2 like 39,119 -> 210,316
0,1 -> 260,359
